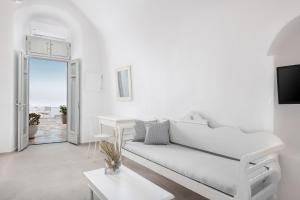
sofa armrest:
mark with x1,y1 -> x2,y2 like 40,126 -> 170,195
235,142 -> 284,200
241,143 -> 284,164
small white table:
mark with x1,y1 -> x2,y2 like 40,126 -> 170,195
97,115 -> 136,135
96,115 -> 136,145
83,166 -> 174,200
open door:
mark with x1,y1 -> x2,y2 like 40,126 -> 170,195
17,52 -> 29,151
67,59 -> 80,144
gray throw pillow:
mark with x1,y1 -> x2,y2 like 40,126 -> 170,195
133,120 -> 146,141
144,120 -> 170,145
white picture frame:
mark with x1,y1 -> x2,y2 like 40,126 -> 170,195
115,65 -> 132,101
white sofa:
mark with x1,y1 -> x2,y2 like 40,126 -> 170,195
122,113 -> 284,200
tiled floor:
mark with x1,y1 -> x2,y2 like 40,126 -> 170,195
29,117 -> 67,145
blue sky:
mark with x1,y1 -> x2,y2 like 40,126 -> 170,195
29,58 -> 67,107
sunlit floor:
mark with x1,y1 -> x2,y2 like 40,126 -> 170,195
29,117 -> 67,145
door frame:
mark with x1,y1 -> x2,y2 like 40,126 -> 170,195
23,54 -> 81,146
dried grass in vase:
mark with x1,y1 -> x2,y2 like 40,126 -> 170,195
100,141 -> 121,174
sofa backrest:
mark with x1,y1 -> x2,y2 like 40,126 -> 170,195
169,119 -> 283,160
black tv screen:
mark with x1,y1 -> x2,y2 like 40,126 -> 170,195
277,65 -> 300,104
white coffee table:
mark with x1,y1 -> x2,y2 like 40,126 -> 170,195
83,166 -> 174,200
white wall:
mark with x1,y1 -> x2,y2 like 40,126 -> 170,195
70,0 -> 300,131
271,16 -> 300,199
0,1 -> 16,153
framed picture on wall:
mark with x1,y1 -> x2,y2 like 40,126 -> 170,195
115,65 -> 132,101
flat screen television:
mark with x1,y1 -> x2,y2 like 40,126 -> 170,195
277,64 -> 300,104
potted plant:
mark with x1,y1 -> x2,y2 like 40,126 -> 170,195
59,105 -> 67,124
29,113 -> 41,139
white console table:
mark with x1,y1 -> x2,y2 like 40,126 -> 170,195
96,115 -> 136,145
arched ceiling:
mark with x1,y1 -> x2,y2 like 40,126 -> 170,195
268,16 -> 300,56
13,0 -> 100,57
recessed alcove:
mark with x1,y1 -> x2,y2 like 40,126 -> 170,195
268,15 -> 300,200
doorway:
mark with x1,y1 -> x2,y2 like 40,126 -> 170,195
29,58 -> 67,145
17,51 -> 81,151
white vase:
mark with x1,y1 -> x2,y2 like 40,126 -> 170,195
29,125 -> 38,139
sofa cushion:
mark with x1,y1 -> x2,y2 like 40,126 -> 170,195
144,121 -> 170,145
123,141 -> 270,196
169,120 -> 283,160
169,120 -> 206,147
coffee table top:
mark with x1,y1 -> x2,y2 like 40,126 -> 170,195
84,166 -> 174,200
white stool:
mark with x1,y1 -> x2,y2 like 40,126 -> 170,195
87,118 -> 114,158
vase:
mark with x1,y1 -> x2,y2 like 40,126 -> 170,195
104,159 -> 121,175
61,115 -> 67,124
29,125 -> 38,139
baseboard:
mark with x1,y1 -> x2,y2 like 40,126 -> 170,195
0,147 -> 17,155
